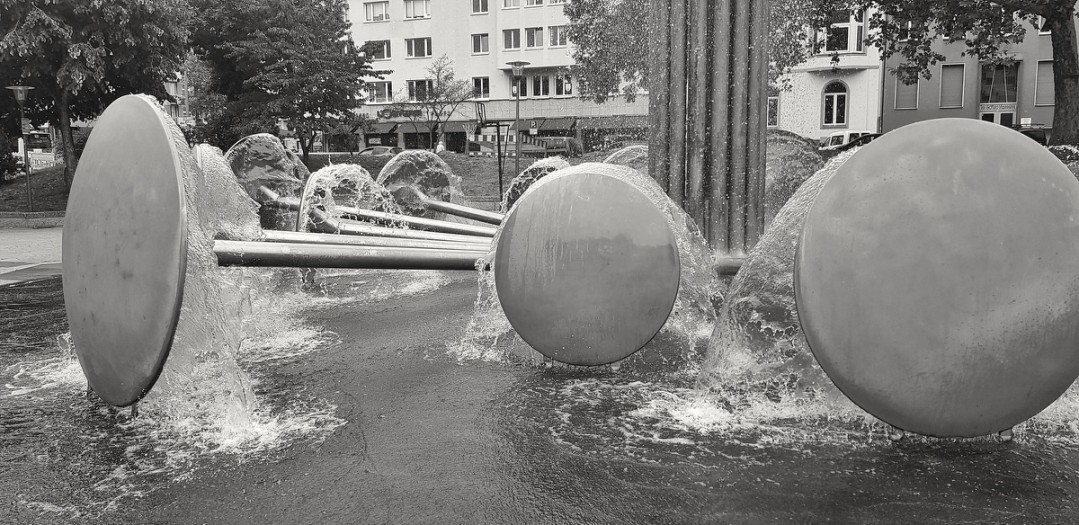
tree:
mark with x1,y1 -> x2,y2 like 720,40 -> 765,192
0,0 -> 192,186
864,0 -> 1079,146
190,0 -> 385,163
384,55 -> 474,150
564,0 -> 843,102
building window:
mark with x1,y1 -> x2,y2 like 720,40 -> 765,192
1036,60 -> 1055,106
503,0 -> 520,7
980,63 -> 1019,104
512,77 -> 528,97
549,25 -> 568,47
408,79 -> 434,101
364,1 -> 389,22
1037,16 -> 1051,35
526,27 -> 544,48
555,75 -> 573,96
525,0 -> 542,5
504,29 -> 521,50
473,77 -> 490,99
940,64 -> 965,108
472,33 -> 489,54
404,0 -> 430,19
367,81 -> 392,103
816,10 -> 864,53
406,37 -> 432,58
367,40 -> 391,60
549,0 -> 565,3
895,77 -> 919,109
822,81 -> 848,126
767,96 -> 779,127
532,75 -> 550,97
473,0 -> 488,13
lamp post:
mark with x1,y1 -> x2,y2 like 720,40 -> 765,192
6,85 -> 34,212
507,61 -> 530,178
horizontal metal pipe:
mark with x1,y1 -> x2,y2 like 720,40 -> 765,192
310,209 -> 496,245
257,186 -> 301,211
260,230 -> 491,252
422,199 -> 504,225
715,257 -> 745,276
335,205 -> 498,238
214,240 -> 487,270
398,186 -> 505,225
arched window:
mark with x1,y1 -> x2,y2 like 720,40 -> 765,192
823,81 -> 848,127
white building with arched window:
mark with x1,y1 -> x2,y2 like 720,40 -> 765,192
772,9 -> 883,144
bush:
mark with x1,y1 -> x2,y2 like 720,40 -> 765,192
0,131 -> 19,183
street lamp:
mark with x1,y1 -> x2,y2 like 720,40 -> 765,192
507,61 -> 530,178
6,85 -> 34,212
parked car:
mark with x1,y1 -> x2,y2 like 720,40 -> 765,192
538,136 -> 584,158
818,130 -> 874,152
358,146 -> 403,156
833,133 -> 882,153
1009,124 -> 1052,145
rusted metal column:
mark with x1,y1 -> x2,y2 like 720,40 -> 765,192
650,0 -> 769,257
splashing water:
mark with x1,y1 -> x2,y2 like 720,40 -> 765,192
499,156 -> 571,212
297,163 -> 403,232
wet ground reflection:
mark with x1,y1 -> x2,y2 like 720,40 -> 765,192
3,274 -> 1079,523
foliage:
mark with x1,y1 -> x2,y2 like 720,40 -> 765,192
384,55 -> 474,149
0,130 -> 18,182
0,0 -> 192,185
190,0 -> 385,162
862,0 -> 1079,145
564,0 -> 841,102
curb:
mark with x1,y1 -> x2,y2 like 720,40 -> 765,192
0,211 -> 65,229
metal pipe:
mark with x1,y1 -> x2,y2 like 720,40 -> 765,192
257,186 -> 301,211
685,0 -> 710,229
729,0 -> 752,256
715,257 -> 745,276
395,186 -> 504,225
310,209 -> 496,244
709,0 -> 733,251
667,0 -> 688,209
335,205 -> 498,238
260,230 -> 491,252
647,0 -> 672,193
214,240 -> 486,270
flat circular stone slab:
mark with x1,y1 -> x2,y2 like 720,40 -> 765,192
494,167 -> 680,365
796,118 -> 1079,437
62,95 -> 187,407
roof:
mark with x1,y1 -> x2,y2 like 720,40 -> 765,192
399,122 -> 433,133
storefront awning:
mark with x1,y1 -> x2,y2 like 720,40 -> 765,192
366,122 -> 398,134
540,117 -> 576,131
441,121 -> 471,133
576,115 -> 649,130
399,122 -> 433,134
509,119 -> 545,132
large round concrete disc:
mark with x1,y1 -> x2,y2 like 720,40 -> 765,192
796,118 -> 1079,437
62,95 -> 187,407
494,169 -> 680,365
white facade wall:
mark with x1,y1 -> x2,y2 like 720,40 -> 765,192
345,0 -> 647,124
774,11 -> 883,142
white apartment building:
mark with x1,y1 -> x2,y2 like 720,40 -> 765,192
772,9 -> 883,143
346,0 -> 648,152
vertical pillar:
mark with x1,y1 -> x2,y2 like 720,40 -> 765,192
649,0 -> 769,257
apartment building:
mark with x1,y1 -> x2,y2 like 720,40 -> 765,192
345,0 -> 648,152
881,16 -> 1062,132
772,9 -> 884,143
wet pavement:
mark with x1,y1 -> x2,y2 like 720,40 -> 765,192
3,271 -> 1079,523
0,228 -> 62,287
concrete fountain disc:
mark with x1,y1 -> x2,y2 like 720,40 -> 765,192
795,118 -> 1079,438
494,167 -> 681,365
62,95 -> 188,407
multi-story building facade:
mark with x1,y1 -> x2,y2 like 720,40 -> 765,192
881,16 -> 1063,132
345,0 -> 648,152
772,9 -> 884,143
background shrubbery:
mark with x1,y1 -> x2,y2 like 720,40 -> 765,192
0,131 -> 20,183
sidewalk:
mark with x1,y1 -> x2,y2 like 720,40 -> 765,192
0,227 -> 63,286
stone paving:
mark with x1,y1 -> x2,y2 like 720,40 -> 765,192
0,227 -> 63,286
